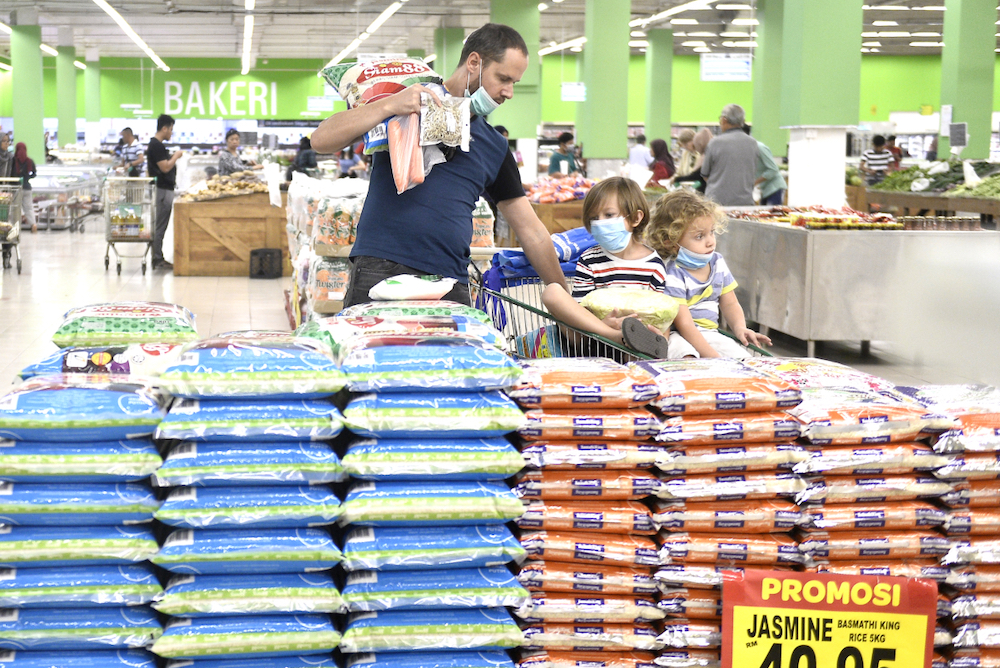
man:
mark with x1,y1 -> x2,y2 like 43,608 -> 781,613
886,134 -> 903,170
628,134 -> 654,171
701,104 -> 758,206
548,132 -> 578,178
860,135 -> 894,185
743,126 -> 786,207
312,23 -> 566,307
0,133 -> 11,179
147,114 -> 185,271
120,127 -> 144,177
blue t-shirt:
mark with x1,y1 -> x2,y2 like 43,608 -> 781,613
352,115 -> 524,282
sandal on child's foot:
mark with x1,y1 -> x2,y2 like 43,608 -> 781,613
621,317 -> 669,359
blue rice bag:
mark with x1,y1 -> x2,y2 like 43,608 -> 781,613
342,566 -> 529,611
342,525 -> 525,571
340,608 -> 523,652
156,399 -> 343,442
0,564 -> 162,608
343,392 -> 525,439
151,614 -> 340,659
342,438 -> 525,481
155,486 -> 341,529
0,483 -> 160,526
164,657 -> 337,668
340,481 -> 524,526
152,528 -> 342,575
0,439 -> 162,484
0,650 -> 158,668
0,526 -> 159,568
153,441 -> 345,487
343,652 -> 514,668
20,344 -> 184,380
0,377 -> 166,442
154,572 -> 345,617
0,606 -> 161,650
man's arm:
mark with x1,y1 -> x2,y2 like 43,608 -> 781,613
700,144 -> 713,178
156,148 -> 184,173
312,85 -> 440,154
496,196 -> 569,292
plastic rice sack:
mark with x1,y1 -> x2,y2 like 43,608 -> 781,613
298,315 -> 504,354
0,483 -> 159,526
338,333 -> 521,392
935,413 -> 1000,453
945,539 -> 1000,566
948,509 -> 1000,535
896,384 -> 1000,453
156,399 -> 343,442
152,528 -> 342,574
520,623 -> 660,651
52,302 -> 198,348
342,566 -> 528,611
0,650 -> 157,668
656,620 -> 721,649
517,562 -> 658,596
796,475 -> 954,505
340,608 -> 523,652
794,443 -> 949,475
155,486 -> 341,529
344,392 -> 525,439
0,565 -> 162,608
656,472 -> 806,502
0,439 -> 161,483
517,594 -> 664,623
343,437 -> 524,481
153,573 -> 344,617
580,289 -> 679,331
806,560 -> 949,581
652,499 -> 802,533
657,589 -> 722,620
338,300 -> 492,325
654,650 -> 720,668
521,531 -> 659,567
798,531 -> 951,561
658,533 -> 802,566
519,409 -> 660,442
943,480 -> 1000,508
951,650 -> 1000,668
517,500 -> 656,535
20,344 -> 183,380
521,442 -> 661,471
157,336 -> 345,399
153,441 -> 345,487
348,651 -> 515,668
151,614 -> 340,659
654,565 -> 793,590
948,565 -> 1000,592
955,621 -> 1000,649
801,501 -> 947,531
656,413 -> 801,446
938,453 -> 1000,479
514,471 -> 660,501
340,481 -> 524,526
0,377 -> 166,442
953,594 -> 1000,620
0,526 -> 158,568
369,275 -> 459,301
934,624 -> 953,647
657,444 -> 808,476
518,650 -> 657,668
508,359 -> 661,409
742,358 -> 900,394
165,657 -> 337,668
0,606 -> 161,650
342,525 -> 524,571
633,359 -> 801,415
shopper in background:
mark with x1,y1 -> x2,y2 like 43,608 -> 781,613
287,136 -> 317,180
120,127 -> 145,177
750,132 -> 786,207
701,104 -> 758,206
674,129 -> 698,177
672,127 -> 712,194
628,134 -> 654,171
218,129 -> 262,176
927,136 -> 938,162
10,143 -> 37,233
886,134 -> 903,169
147,113 -> 185,271
645,139 -> 675,190
860,135 -> 894,186
0,133 -> 12,179
548,132 -> 579,178
494,125 -> 523,167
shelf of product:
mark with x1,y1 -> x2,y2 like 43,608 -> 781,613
526,176 -> 596,205
869,160 -> 1000,195
176,171 -> 269,203
728,206 -> 899,230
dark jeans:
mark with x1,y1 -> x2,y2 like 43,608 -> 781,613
343,255 -> 472,308
761,189 -> 785,206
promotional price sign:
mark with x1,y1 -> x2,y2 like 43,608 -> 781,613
723,570 -> 936,668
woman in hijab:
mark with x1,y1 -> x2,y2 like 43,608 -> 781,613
672,127 -> 712,194
11,142 -> 37,232
645,138 -> 676,189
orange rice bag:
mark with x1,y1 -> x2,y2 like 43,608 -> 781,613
658,443 -> 808,476
655,563 -> 794,590
807,559 -> 950,581
657,619 -> 721,648
948,509 -> 1000,536
657,412 -> 801,446
938,452 -> 1000,480
948,565 -> 1000,593
800,501 -> 947,531
796,474 -> 954,505
658,532 -> 803,566
516,592 -> 664,623
950,649 -> 1000,667
509,359 -> 661,409
521,441 -> 661,470
944,479 -> 1000,508
658,472 -> 806,502
653,499 -> 802,534
520,622 -> 660,651
514,470 -> 660,501
657,588 -> 722,619
517,651 -> 657,668
517,500 -> 656,535
798,530 -> 951,561
520,408 -> 660,442
794,442 -> 949,475
521,531 -> 659,567
517,561 -> 657,596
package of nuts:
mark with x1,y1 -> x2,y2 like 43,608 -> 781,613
420,89 -> 471,152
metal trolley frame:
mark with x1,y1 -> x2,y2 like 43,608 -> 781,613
104,177 -> 156,276
0,177 -> 22,274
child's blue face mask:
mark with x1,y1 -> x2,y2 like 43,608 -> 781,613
676,246 -> 713,269
590,217 -> 632,254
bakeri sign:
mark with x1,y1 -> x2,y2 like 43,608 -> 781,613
163,80 -> 279,117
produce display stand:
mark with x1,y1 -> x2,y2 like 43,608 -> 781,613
866,189 -> 1000,219
104,177 -> 156,276
0,177 -> 22,274
529,200 -> 585,235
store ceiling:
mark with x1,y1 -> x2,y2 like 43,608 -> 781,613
0,0 -> 977,64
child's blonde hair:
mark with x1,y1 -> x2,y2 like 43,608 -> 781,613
645,190 -> 727,258
581,177 -> 650,238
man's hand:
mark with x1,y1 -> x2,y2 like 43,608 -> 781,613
735,327 -> 772,348
381,85 -> 442,117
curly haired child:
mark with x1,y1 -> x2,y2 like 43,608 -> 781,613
646,189 -> 771,358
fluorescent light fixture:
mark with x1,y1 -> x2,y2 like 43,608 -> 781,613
863,4 -> 909,8
241,14 -> 253,75
538,36 -> 586,56
731,17 -> 759,25
912,5 -> 945,9
694,46 -> 712,52
720,30 -> 750,37
862,31 -> 879,36
682,40 -> 707,46
629,40 -> 649,47
910,40 -> 944,45
245,0 -> 254,8
0,62 -> 10,72
40,44 -> 59,56
570,46 -> 582,52
367,1 -> 402,32
0,21 -> 10,34
630,0 -> 717,28
861,47 -> 871,52
687,31 -> 718,36
324,36 -> 365,69
670,18 -> 699,24
872,19 -> 899,25
74,60 -> 87,69
878,30 -> 911,36
424,53 -> 436,63
630,30 -> 646,37
92,0 -> 170,71
871,48 -> 881,51
716,3 -> 753,8
911,31 -> 941,36
673,32 -> 687,36
538,2 -> 548,10
723,40 -> 757,47
862,40 -> 882,46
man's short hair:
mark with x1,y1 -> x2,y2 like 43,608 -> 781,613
887,135 -> 897,143
558,132 -> 574,145
494,125 -> 509,136
721,104 -> 746,127
157,114 -> 175,131
121,127 -> 133,136
873,134 -> 886,147
458,23 -> 528,68
636,134 -> 646,144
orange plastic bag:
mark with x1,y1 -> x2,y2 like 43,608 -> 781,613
944,479 -> 1000,508
509,359 -> 661,409
794,442 -> 949,476
938,452 -> 1000,480
521,530 -> 659,567
950,650 -> 1000,668
520,408 -> 661,442
800,501 -> 947,532
789,393 -> 955,446
657,588 -> 722,619
948,565 -> 1000,592
656,649 -> 721,668
658,532 -> 803,566
517,561 -> 657,596
517,650 -> 657,668
521,441 -> 661,470
387,112 -> 425,194
808,559 -> 949,581
514,470 -> 660,501
659,443 -> 808,476
657,472 -> 806,502
796,474 -> 954,505
516,593 -> 664,623
517,500 -> 656,535
655,563 -> 794,590
653,499 -> 802,534
521,622 -> 660,651
798,530 -> 951,562
948,509 -> 1000,536
657,619 -> 721,649
657,412 -> 801,446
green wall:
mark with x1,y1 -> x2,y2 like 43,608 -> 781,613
859,55 -> 941,122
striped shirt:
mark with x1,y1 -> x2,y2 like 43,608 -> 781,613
663,252 -> 738,330
861,148 -> 894,173
572,245 -> 668,299
121,140 -> 144,173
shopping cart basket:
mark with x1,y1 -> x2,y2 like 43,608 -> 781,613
104,177 -> 156,275
0,177 -> 22,274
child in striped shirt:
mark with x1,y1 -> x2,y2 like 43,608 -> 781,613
646,189 -> 771,358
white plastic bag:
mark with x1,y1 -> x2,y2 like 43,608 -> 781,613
368,274 -> 458,301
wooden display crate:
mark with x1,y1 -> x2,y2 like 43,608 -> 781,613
530,200 -> 586,235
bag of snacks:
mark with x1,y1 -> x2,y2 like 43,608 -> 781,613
420,93 -> 471,151
580,289 -> 679,331
52,302 -> 198,348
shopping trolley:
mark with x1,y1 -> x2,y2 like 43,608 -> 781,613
0,177 -> 22,274
104,177 -> 156,275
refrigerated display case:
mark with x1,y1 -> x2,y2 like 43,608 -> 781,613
28,168 -> 103,232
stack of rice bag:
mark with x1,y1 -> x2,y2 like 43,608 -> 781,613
310,301 -> 530,668
150,330 -> 348,666
506,358 -> 665,668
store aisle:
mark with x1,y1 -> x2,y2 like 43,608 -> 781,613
0,214 -> 292,388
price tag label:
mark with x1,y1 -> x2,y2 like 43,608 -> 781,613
723,570 -> 936,668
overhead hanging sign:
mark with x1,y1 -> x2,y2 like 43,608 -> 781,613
561,81 -> 586,102
722,570 -> 936,668
700,53 -> 753,82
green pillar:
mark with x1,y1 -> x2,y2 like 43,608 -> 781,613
10,11 -> 45,164
939,0 -> 996,158
780,0 -> 862,127
406,48 -> 426,59
575,50 -> 587,149
752,0 -> 787,156
644,29 -> 672,144
580,0 -> 630,160
434,27 -> 465,77
488,0 -> 541,139
85,50 -> 101,124
57,31 -> 78,148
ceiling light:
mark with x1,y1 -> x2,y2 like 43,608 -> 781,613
629,40 -> 649,47
673,32 -> 687,36
0,22 -> 10,34
716,3 -> 753,9
538,2 -> 548,10
910,40 -> 944,45
873,19 -> 899,25
872,47 -> 881,51
723,40 -> 757,47
538,36 -> 586,55
630,0 -> 717,28
40,44 -> 60,57
687,31 -> 718,36
570,46 -> 582,52
862,31 -> 879,36
365,2 -> 403,34
92,0 -> 170,71
630,30 -> 646,37
720,30 -> 750,37
862,40 -> 882,46
861,47 -> 871,52
878,31 -> 911,36
74,60 -> 87,69
912,31 -> 941,36
0,62 -> 10,72
682,40 -> 707,46
912,5 -> 945,9
670,18 -> 699,24
245,0 -> 254,7
424,53 -> 436,63
694,46 -> 711,52
863,4 -> 910,8
732,17 -> 759,25
241,14 -> 253,75
553,0 -> 564,3
358,31 -> 370,40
